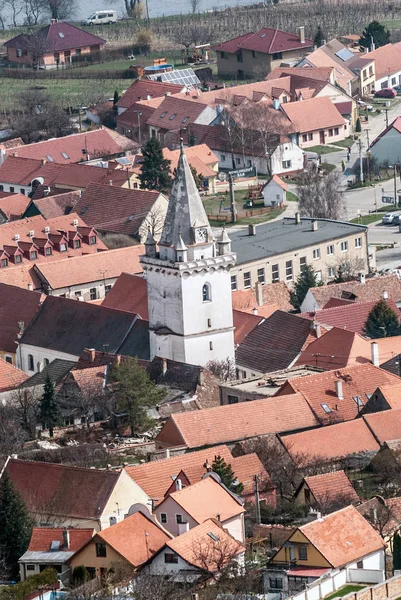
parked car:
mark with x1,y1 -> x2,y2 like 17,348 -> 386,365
85,10 -> 117,25
394,85 -> 401,95
382,212 -> 400,224
357,100 -> 373,110
374,88 -> 397,98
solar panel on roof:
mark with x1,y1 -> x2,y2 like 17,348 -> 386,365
147,68 -> 201,88
335,48 -> 354,62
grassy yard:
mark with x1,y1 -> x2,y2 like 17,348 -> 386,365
287,191 -> 298,202
350,214 -> 382,225
330,137 -> 354,149
203,190 -> 285,226
325,585 -> 367,600
307,145 -> 341,155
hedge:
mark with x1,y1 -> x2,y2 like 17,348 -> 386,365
0,568 -> 58,600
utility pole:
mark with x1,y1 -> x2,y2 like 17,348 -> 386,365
228,173 -> 237,223
365,128 -> 370,150
254,475 -> 261,524
384,108 -> 389,129
358,138 -> 364,185
394,164 -> 398,208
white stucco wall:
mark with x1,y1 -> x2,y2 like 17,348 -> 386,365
146,548 -> 201,581
0,181 -> 30,194
375,71 -> 401,91
262,181 -> 286,207
17,343 -> 79,374
213,141 -> 304,176
43,277 -> 118,299
99,470 -> 151,529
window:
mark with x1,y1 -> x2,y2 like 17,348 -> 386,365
60,243 -> 67,252
96,543 -> 107,558
282,95 -> 288,103
73,239 -> 81,249
369,66 -> 373,75
89,235 -> 97,245
357,561 -> 363,569
327,244 -> 334,255
300,257 -> 307,273
160,513 -> 167,523
176,514 -> 183,524
328,266 -> 335,278
1,258 -> 7,268
228,395 -> 239,404
5,355 -> 12,364
220,51 -> 227,59
90,288 -> 97,301
272,264 -> 279,282
243,271 -> 251,288
202,283 -> 211,302
321,403 -> 331,414
334,127 -> 339,135
252,50 -> 256,58
20,188 -> 25,194
392,77 -> 397,85
236,157 -> 241,164
164,553 -> 178,564
328,128 -> 333,137
160,111 -> 167,118
26,565 -> 35,571
312,248 -> 321,260
353,395 -> 364,407
355,237 -> 362,248
75,291 -> 82,297
15,254 -> 22,264
298,544 -> 308,560
44,358 -> 49,367
109,516 -> 117,526
45,247 -> 52,256
28,354 -> 34,371
61,152 -> 70,159
209,341 -> 213,351
0,185 -> 3,191
231,275 -> 237,291
76,48 -> 81,56
272,52 -> 282,60
182,116 -> 190,124
257,267 -> 265,284
286,260 -> 293,281
269,578 -> 283,589
282,160 -> 291,169
9,187 -> 14,193
341,241 -> 348,252
30,251 -> 37,260
302,134 -> 308,142
237,51 -> 243,62
105,284 -> 112,294
221,154 -> 226,162
308,133 -> 313,141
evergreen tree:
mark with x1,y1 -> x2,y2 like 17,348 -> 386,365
0,472 -> 32,579
364,299 -> 401,338
113,90 -> 119,106
212,455 -> 244,495
40,374 -> 59,437
139,138 -> 172,193
313,26 -> 325,48
290,264 -> 322,311
394,533 -> 401,572
360,21 -> 390,50
355,117 -> 362,133
110,357 -> 165,436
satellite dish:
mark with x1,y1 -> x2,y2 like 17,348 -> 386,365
218,171 -> 227,182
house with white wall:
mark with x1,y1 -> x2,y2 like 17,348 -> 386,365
262,175 -> 288,207
368,44 -> 401,91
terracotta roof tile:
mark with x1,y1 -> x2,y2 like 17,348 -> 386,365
267,67 -> 334,82
155,393 -> 318,449
101,273 -> 148,318
163,144 -> 218,178
147,96 -> 210,131
230,453 -> 274,498
303,470 -> 359,505
295,328 -> 371,371
307,275 -> 401,309
28,528 -> 94,552
372,383 -> 401,409
117,79 -> 185,109
363,408 -> 401,444
281,419 -> 380,464
233,309 -> 264,345
30,191 -> 81,219
281,96 -> 345,134
368,44 -> 401,80
0,193 -> 30,220
214,27 -> 313,54
0,282 -> 43,352
385,496 -> 401,522
0,358 -> 28,390
5,21 -> 105,53
299,505 -> 385,567
96,511 -> 171,567
357,496 -> 401,536
232,282 -> 292,312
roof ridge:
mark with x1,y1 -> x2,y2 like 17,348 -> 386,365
9,457 -> 120,475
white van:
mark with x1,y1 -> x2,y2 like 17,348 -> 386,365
85,10 -> 118,25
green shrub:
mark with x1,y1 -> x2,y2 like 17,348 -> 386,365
72,565 -> 90,587
0,568 -> 58,600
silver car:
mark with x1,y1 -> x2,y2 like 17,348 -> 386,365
382,213 -> 400,224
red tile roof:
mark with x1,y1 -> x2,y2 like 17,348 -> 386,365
28,528 -> 94,552
6,458 -> 121,519
30,191 -> 81,219
5,21 -> 106,53
5,127 -> 137,164
295,328 -> 371,371
363,408 -> 401,444
232,282 -> 292,312
155,393 -> 318,449
117,79 -> 185,109
368,44 -> 401,80
281,96 -> 345,134
307,275 -> 401,309
267,66 -> 334,82
147,96 -> 210,131
303,470 -> 359,505
281,419 -> 380,465
0,282 -> 43,353
0,193 -> 30,220
102,273 -> 148,318
0,358 -> 28,390
214,27 -> 313,55
233,309 -> 264,345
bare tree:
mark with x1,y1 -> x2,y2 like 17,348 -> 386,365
142,203 -> 166,241
189,0 -> 201,14
41,0 -> 76,20
4,0 -> 24,26
296,167 -> 345,220
191,534 -> 243,582
0,405 -> 27,457
206,358 -> 236,382
23,0 -> 44,25
11,387 -> 39,438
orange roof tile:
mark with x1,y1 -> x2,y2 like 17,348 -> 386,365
281,419 -> 380,465
0,358 -> 28,391
163,144 -> 218,178
28,528 -> 94,552
101,272 -> 148,318
233,309 -> 264,345
155,393 -> 318,449
372,335 -> 401,365
281,96 -> 344,134
230,453 -> 274,498
0,193 -> 30,220
162,477 -> 244,523
363,408 -> 401,444
299,505 -> 385,567
368,44 -> 401,80
372,383 -> 401,409
303,470 -> 359,505
117,79 -> 185,109
307,275 -> 401,309
96,511 -> 171,567
232,282 -> 292,312
295,328 -> 371,371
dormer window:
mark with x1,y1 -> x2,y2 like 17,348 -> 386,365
45,247 -> 52,256
60,243 -> 67,252
1,258 -> 8,268
30,251 -> 37,260
89,235 -> 97,245
74,239 -> 81,249
15,254 -> 22,264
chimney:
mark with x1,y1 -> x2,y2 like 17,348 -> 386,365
255,281 -> 263,306
166,448 -> 170,459
109,180 -> 113,186
176,478 -> 183,491
295,212 -> 301,225
314,321 -> 321,338
147,94 -> 152,100
162,357 -> 167,376
63,528 -> 70,550
298,26 -> 305,43
217,513 -> 221,522
89,348 -> 96,363
204,459 -> 212,472
360,273 -> 366,284
178,522 -> 190,535
311,220 -> 318,231
248,224 -> 256,236
382,290 -> 389,301
27,283 -> 33,291
41,158 -> 47,166
335,380 -> 343,400
253,307 -> 258,315
371,342 -> 379,367
165,92 -> 171,97
372,507 -> 378,524
17,321 -> 25,338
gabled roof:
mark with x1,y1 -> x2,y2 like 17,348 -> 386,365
233,309 -> 264,345
298,505 -> 385,567
20,358 -> 76,389
155,393 -> 318,449
267,66 -> 334,83
0,193 -> 30,220
0,358 -> 28,391
5,21 -> 105,53
367,43 -> 401,80
27,528 -> 94,552
371,383 -> 401,409
0,282 -> 43,353
163,144 -> 218,178
302,470 -> 359,505
281,96 -> 344,133
214,27 -> 313,55
232,282 -> 292,312
94,511 -> 171,567
306,275 -> 401,309
370,116 -> 401,149
101,273 -> 148,319
263,174 -> 288,191
236,310 -> 316,373
75,183 -> 162,235
161,476 -> 244,523
147,96 -> 210,131
6,458 -> 120,519
117,79 -> 185,109
28,191 -> 81,220
303,47 -> 355,90
363,408 -> 401,444
281,419 -> 380,465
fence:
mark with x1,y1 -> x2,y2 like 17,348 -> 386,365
207,205 -> 276,222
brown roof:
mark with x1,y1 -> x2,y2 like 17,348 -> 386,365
281,96 -> 344,134
281,419 -> 380,465
295,328 -> 371,371
155,393 -> 318,449
95,511 -> 171,567
33,245 -> 144,291
28,528 -> 94,552
6,458 -> 120,519
5,21 -> 105,53
303,470 -> 359,505
214,27 -> 313,55
307,275 -> 401,309
298,505 -> 385,567
230,453 -> 274,498
160,476 -> 244,523
232,282 -> 292,312
117,79 -> 185,109
363,409 -> 401,444
101,273 -> 148,318
147,96 -> 210,131
30,191 -> 81,219
357,496 -> 401,536
0,358 -> 28,391
267,66 -> 334,82
0,282 -> 43,353
368,44 -> 401,80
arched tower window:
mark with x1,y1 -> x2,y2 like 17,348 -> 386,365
202,283 -> 211,302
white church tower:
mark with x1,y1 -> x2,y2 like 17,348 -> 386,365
140,143 -> 236,367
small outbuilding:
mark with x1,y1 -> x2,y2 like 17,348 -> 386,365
262,175 -> 288,207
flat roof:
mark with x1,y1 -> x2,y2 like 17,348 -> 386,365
230,217 -> 367,265
221,366 -> 323,396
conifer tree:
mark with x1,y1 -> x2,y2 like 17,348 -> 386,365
212,455 -> 244,495
355,118 -> 362,133
139,138 -> 172,193
0,472 -> 32,578
364,299 -> 401,338
40,374 -> 59,437
113,90 -> 119,105
394,533 -> 401,571
290,264 -> 322,312
313,26 -> 325,47
360,21 -> 390,50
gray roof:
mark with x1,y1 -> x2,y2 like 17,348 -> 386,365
20,359 -> 76,389
19,550 -> 74,563
230,217 -> 367,265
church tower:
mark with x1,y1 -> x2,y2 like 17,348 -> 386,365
140,144 -> 236,367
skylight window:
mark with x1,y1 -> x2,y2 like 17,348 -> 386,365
208,532 -> 219,542
80,206 -> 88,214
127,214 -> 135,222
160,111 -> 167,118
61,152 -> 70,159
353,396 -> 364,407
58,32 -> 65,38
50,540 -> 60,551
169,113 -> 177,120
182,116 -> 190,123
47,155 -> 55,162
321,403 -> 332,414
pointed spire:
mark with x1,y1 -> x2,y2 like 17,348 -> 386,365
216,225 -> 231,256
145,227 -> 156,258
175,231 -> 187,252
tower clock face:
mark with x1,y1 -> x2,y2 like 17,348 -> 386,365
195,227 -> 208,243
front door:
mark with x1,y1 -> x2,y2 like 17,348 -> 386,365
319,130 -> 325,144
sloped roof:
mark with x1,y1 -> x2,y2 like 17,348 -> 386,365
0,282 -> 43,353
368,44 -> 401,80
163,144 -> 218,178
370,116 -> 401,149
299,505 -> 385,567
147,96 -> 210,131
117,79 -> 185,109
304,47 -> 355,90
230,453 -> 274,498
20,358 -> 76,389
281,419 -> 380,464
155,393 -> 318,449
6,458 -> 120,519
214,27 -> 313,55
236,310 -> 315,373
75,183 -> 162,235
373,383 -> 401,409
233,309 -> 264,345
0,358 -> 28,391
267,66 -> 334,82
363,408 -> 401,444
295,328 -> 371,371
95,511 -> 171,567
303,470 -> 359,505
30,191 -> 81,219
5,21 -> 105,52
28,528 -> 94,552
0,193 -> 30,220
101,273 -> 148,319
281,96 -> 344,133
307,275 -> 401,309
232,282 -> 292,312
